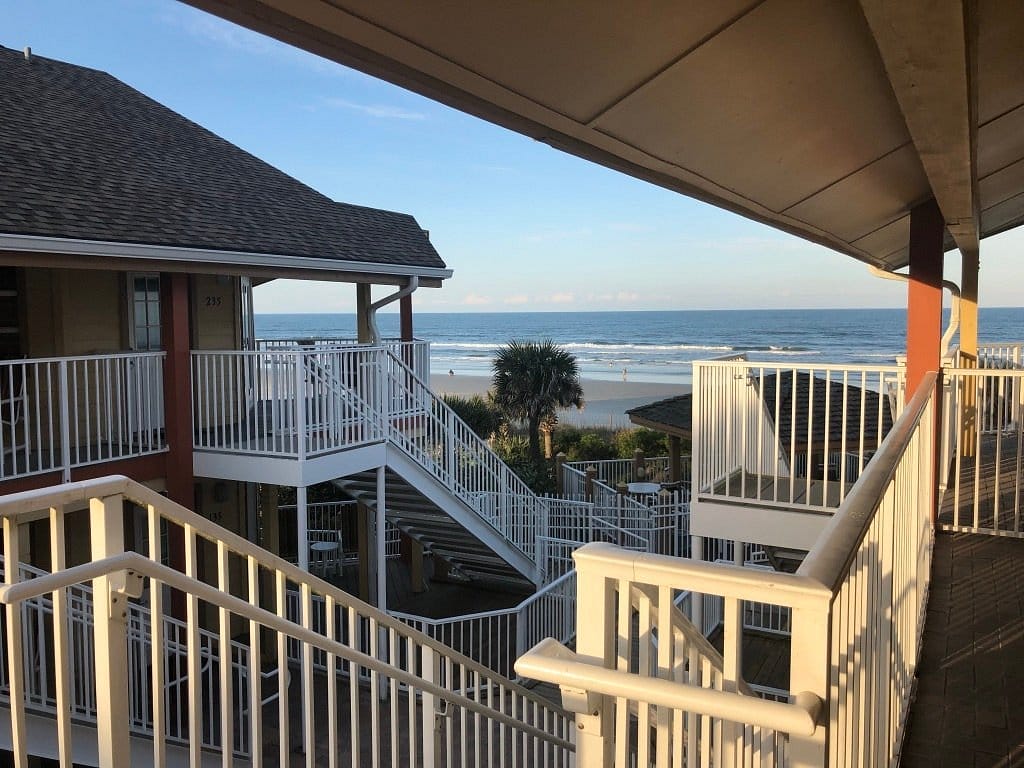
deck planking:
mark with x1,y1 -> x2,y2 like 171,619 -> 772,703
939,433 -> 1024,535
901,533 -> 1024,767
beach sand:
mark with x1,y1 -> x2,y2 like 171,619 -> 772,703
429,374 -> 690,428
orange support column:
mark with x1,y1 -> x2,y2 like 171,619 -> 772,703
906,199 -> 945,401
905,200 -> 945,525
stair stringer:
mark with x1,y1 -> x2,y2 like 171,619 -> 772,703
338,445 -> 541,584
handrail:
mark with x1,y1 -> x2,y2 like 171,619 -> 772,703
0,350 -> 166,365
572,542 -> 830,610
379,349 -> 548,565
0,551 -> 574,751
798,371 -> 937,593
0,475 -> 565,712
516,639 -> 821,737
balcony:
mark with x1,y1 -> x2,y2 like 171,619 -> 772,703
0,352 -> 166,484
690,358 -> 906,552
191,340 -> 430,485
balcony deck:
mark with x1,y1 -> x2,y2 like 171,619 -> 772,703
902,532 -> 1024,766
710,470 -> 853,509
938,432 -> 1024,534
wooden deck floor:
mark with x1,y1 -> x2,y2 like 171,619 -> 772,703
901,533 -> 1024,767
939,433 -> 1024,534
712,471 -> 852,508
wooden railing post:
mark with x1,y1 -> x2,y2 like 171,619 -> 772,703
554,452 -> 567,495
633,448 -> 646,481
90,492 -> 131,768
584,465 -> 597,502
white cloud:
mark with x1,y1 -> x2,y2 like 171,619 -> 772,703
159,5 -> 351,77
549,292 -> 575,304
503,295 -> 530,305
463,293 -> 493,306
323,98 -> 427,121
615,291 -> 640,302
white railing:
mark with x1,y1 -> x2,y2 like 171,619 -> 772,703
377,350 -> 550,569
0,352 -> 166,482
390,570 -> 577,683
0,476 -> 574,768
195,346 -> 550,577
518,372 -> 938,767
977,341 -> 1024,369
191,347 -> 388,458
278,500 -> 402,572
257,337 -> 431,381
0,556 -> 268,758
939,366 -> 1024,536
550,482 -> 691,560
562,456 -> 690,487
692,359 -> 905,512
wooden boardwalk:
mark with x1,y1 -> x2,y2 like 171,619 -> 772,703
901,533 -> 1024,767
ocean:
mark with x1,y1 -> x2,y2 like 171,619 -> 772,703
256,308 -> 1024,387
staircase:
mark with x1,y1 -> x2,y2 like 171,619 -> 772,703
0,476 -> 574,767
317,348 -> 551,586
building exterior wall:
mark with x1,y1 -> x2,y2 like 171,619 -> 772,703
191,274 -> 240,351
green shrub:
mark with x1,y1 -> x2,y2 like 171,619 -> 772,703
613,427 -> 669,458
567,432 -> 617,462
443,393 -> 504,439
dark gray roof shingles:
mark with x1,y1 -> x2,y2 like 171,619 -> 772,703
627,372 -> 895,448
0,46 -> 445,271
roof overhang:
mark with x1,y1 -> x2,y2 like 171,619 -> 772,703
0,233 -> 452,287
186,0 -> 1024,271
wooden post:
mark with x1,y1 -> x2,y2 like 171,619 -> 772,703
357,499 -> 371,602
410,539 -> 426,593
585,465 -> 597,501
161,273 -> 192,619
400,294 -> 413,341
356,283 -> 373,343
554,452 -> 567,495
633,448 -> 646,481
668,436 -> 682,483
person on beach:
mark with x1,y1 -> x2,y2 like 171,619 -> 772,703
622,368 -> 628,381
448,369 -> 454,376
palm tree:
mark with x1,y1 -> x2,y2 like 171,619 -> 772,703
492,340 -> 584,462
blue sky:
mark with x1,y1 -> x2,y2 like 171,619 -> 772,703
5,0 -> 1022,313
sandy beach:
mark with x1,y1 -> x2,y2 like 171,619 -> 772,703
430,373 -> 689,428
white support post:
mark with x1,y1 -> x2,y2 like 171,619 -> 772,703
420,645 -> 439,768
295,353 -> 307,462
691,534 -> 704,634
297,485 -> 309,571
3,515 -> 28,768
58,359 -> 72,482
90,492 -> 131,768
573,565 -> 615,766
788,600 -> 830,767
376,465 -> 387,613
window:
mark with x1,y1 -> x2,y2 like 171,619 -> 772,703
130,273 -> 161,351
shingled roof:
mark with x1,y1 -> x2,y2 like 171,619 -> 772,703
627,372 -> 895,449
0,46 -> 446,274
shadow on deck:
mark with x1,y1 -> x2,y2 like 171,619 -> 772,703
939,433 -> 1024,534
901,533 -> 1024,767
